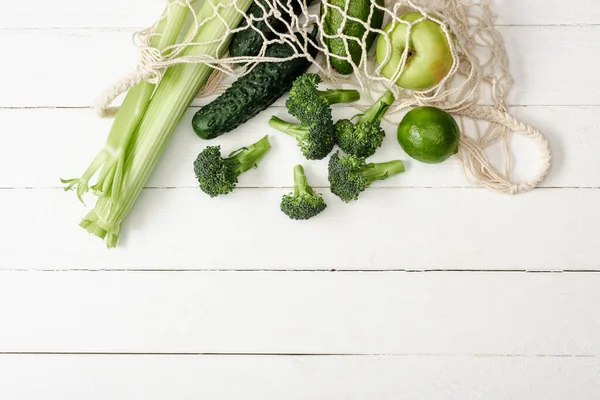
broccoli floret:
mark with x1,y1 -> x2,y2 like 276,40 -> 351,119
281,165 -> 327,220
334,90 -> 395,158
328,151 -> 405,202
269,116 -> 335,160
194,135 -> 271,197
286,73 -> 360,125
274,73 -> 360,160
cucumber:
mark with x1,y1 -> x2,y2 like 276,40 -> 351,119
193,35 -> 317,139
321,0 -> 384,75
230,0 -> 313,59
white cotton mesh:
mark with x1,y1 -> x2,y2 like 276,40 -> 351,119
98,0 -> 551,193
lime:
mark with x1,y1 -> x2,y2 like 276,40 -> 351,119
397,106 -> 460,164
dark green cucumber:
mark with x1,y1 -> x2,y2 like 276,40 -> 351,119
193,36 -> 317,139
230,0 -> 313,59
321,0 -> 384,74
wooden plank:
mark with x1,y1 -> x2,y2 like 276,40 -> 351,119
0,271 -> 599,353
0,0 -> 165,29
0,188 -> 598,270
0,26 -> 597,108
2,0 -> 598,28
0,29 -> 139,109
0,354 -> 598,399
1,105 -> 596,189
491,0 -> 600,26
500,26 -> 600,106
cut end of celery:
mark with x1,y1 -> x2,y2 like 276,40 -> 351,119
80,210 -> 120,249
105,234 -> 119,249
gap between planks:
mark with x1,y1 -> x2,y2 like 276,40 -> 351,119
1,269 -> 598,273
0,352 -> 597,358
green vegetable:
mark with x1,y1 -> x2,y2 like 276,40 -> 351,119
321,0 -> 384,74
269,115 -> 334,160
192,31 -> 317,140
328,151 -> 404,202
229,0 -> 313,58
286,73 -> 360,124
62,0 -> 189,203
281,165 -> 327,220
63,0 -> 254,247
194,135 -> 271,197
334,90 -> 394,157
269,73 -> 359,160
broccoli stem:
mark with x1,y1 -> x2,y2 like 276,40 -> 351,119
227,135 -> 272,176
357,90 -> 395,125
318,89 -> 361,105
269,116 -> 308,140
293,164 -> 314,196
361,160 -> 405,183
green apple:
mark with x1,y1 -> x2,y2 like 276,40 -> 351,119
376,12 -> 453,91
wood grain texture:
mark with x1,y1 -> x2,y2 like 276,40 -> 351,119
2,0 -> 598,28
2,27 -> 599,108
1,188 -> 598,270
0,354 -> 598,400
0,271 -> 599,354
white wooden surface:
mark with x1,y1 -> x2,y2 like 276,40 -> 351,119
1,0 -> 600,398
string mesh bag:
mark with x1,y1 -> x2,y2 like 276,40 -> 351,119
98,0 -> 551,194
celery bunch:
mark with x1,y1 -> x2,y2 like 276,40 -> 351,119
63,0 -> 253,247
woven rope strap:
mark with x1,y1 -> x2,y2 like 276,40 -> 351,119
455,105 -> 551,194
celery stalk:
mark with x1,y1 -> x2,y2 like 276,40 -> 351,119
62,0 -> 190,202
78,0 -> 254,247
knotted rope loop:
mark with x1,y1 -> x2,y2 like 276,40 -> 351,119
455,105 -> 551,194
96,26 -> 171,117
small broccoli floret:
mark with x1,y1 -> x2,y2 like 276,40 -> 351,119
286,73 -> 360,125
269,116 -> 335,160
334,119 -> 385,158
334,90 -> 395,158
281,165 -> 327,220
328,151 -> 405,202
194,135 -> 271,197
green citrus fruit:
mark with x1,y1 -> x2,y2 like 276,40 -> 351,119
397,106 -> 460,164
